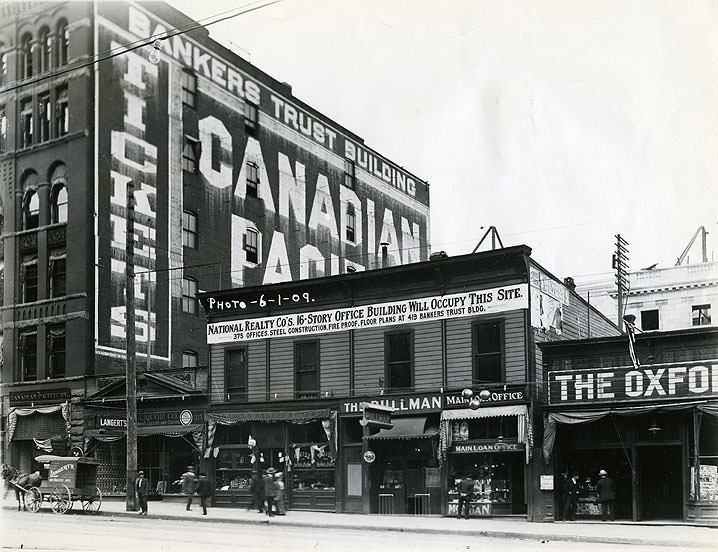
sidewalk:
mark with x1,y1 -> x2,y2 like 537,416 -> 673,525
9,495 -> 713,549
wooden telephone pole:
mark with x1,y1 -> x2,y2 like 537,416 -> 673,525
126,181 -> 138,511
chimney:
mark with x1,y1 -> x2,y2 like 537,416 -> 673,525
563,277 -> 576,291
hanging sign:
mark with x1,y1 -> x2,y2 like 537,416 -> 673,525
359,402 -> 394,430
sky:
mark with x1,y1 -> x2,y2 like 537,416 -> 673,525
167,0 -> 718,283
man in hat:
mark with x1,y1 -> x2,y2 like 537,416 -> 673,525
135,470 -> 149,516
263,468 -> 278,516
596,469 -> 616,521
178,465 -> 196,511
562,471 -> 580,521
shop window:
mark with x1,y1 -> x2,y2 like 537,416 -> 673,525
48,325 -> 66,378
51,184 -> 68,223
39,94 -> 51,142
21,33 -> 33,79
385,331 -> 413,392
182,135 -> 200,174
182,350 -> 198,368
20,332 -> 38,381
49,255 -> 66,298
55,86 -> 69,137
473,321 -> 503,385
295,340 -> 319,398
346,203 -> 356,243
244,100 -> 258,131
22,261 -> 38,302
181,277 -> 198,314
181,70 -> 197,108
243,228 -> 259,264
640,309 -> 659,331
692,304 -> 711,326
291,421 -> 336,490
694,415 -> 718,502
344,159 -> 355,190
225,348 -> 248,402
57,20 -> 69,66
182,210 -> 197,249
39,27 -> 51,73
246,161 -> 259,198
24,189 -> 40,229
21,98 -> 33,147
0,105 -> 7,153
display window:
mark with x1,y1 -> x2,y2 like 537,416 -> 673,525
692,414 -> 718,503
289,421 -> 335,491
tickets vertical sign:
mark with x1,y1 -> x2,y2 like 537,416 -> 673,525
95,6 -> 169,359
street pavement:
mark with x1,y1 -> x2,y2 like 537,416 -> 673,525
2,495 -> 716,549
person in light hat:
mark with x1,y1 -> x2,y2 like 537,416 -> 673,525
596,469 -> 616,521
135,470 -> 149,516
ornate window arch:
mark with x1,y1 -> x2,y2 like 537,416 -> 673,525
50,164 -> 68,223
22,171 -> 40,230
38,26 -> 51,72
56,19 -> 69,66
20,32 -> 33,79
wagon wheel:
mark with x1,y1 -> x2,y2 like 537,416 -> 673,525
50,484 -> 72,514
25,487 -> 42,513
81,487 -> 102,514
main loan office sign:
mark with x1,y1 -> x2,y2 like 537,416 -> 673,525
207,284 -> 528,343
547,362 -> 718,406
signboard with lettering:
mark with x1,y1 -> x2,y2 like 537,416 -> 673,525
48,461 -> 77,486
342,393 -> 443,415
547,363 -> 718,405
359,402 -> 394,429
95,409 -> 204,429
207,285 -> 528,344
444,386 -> 526,409
9,388 -> 71,406
451,441 -> 524,453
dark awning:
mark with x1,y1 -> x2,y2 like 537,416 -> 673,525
365,417 -> 437,440
13,412 -> 66,440
85,423 -> 202,439
209,409 -> 331,424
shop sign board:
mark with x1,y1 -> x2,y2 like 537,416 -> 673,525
96,409 -> 204,428
447,502 -> 492,517
9,388 -> 71,406
359,402 -> 394,429
452,441 -> 524,453
48,461 -> 76,486
341,393 -> 442,415
547,362 -> 718,405
444,385 -> 526,409
206,284 -> 528,344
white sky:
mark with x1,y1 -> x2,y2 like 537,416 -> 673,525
167,0 -> 718,282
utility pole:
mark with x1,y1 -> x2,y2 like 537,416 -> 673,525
613,234 -> 629,329
126,181 -> 138,512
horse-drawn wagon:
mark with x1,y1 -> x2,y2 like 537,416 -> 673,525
5,455 -> 102,514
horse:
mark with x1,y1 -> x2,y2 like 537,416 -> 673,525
2,464 -> 41,511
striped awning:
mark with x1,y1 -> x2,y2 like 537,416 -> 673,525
365,417 -> 437,440
441,405 -> 528,421
209,409 -> 332,424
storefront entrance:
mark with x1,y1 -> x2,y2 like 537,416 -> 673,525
638,445 -> 683,520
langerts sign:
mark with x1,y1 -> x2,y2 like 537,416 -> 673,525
96,410 -> 204,428
547,363 -> 718,405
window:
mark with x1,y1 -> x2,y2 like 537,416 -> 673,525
692,304 -> 711,326
244,228 -> 259,263
39,27 -> 51,72
0,45 -> 7,86
225,348 -> 248,401
182,136 -> 200,173
51,185 -> 68,223
48,325 -> 66,378
182,210 -> 197,248
182,350 -> 199,368
245,100 -> 258,130
49,255 -> 66,298
385,331 -> 413,391
344,159 -> 355,190
21,98 -> 33,147
21,33 -> 33,79
346,203 -> 356,242
182,277 -> 198,314
473,321 -> 502,384
641,309 -> 659,331
57,21 -> 69,66
181,70 -> 197,107
295,341 -> 319,398
20,332 -> 38,381
24,190 -> 39,229
39,94 -> 51,142
23,261 -> 38,302
246,161 -> 259,198
55,86 -> 68,137
0,105 -> 6,153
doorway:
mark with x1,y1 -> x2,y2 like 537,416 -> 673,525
637,445 -> 683,520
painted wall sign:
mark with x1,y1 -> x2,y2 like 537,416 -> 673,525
207,284 -> 528,343
9,388 -> 71,406
444,386 -> 526,409
547,363 -> 718,405
452,441 -> 524,453
48,462 -> 76,486
95,410 -> 204,428
530,266 -> 568,335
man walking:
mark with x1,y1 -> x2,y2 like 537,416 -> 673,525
196,472 -> 212,516
596,469 -> 616,521
179,465 -> 196,511
135,470 -> 149,516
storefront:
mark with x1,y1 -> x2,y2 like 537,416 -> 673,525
206,408 -> 337,511
440,387 -> 532,517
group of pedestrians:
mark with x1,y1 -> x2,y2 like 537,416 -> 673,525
561,469 -> 616,522
250,467 -> 287,516
135,465 -> 211,517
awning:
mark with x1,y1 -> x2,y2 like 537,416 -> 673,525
441,405 -> 528,421
12,412 -> 66,440
209,409 -> 332,424
365,417 -> 437,440
85,423 -> 203,438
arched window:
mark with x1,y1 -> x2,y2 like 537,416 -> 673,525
57,20 -> 68,66
20,33 -> 33,78
0,43 -> 7,86
24,190 -> 40,230
51,185 -> 67,223
38,27 -> 51,72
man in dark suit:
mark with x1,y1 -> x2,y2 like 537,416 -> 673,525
457,474 -> 475,519
196,472 -> 212,516
562,472 -> 580,521
596,469 -> 616,521
135,470 -> 149,516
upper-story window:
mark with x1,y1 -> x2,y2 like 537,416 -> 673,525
0,105 -> 7,153
244,100 -> 258,131
344,159 -> 355,190
56,86 -> 68,136
473,321 -> 503,384
182,135 -> 200,174
0,44 -> 7,86
57,20 -> 69,66
21,98 -> 33,147
51,184 -> 68,223
21,33 -> 33,79
244,227 -> 259,264
641,309 -> 659,331
39,27 -> 52,73
181,70 -> 197,108
48,325 -> 66,378
22,259 -> 38,302
182,276 -> 198,314
49,254 -> 66,298
20,331 -> 38,381
24,189 -> 39,229
39,93 -> 51,142
246,161 -> 259,198
182,350 -> 199,368
346,203 -> 356,243
225,348 -> 248,402
692,304 -> 711,326
385,331 -> 413,392
182,210 -> 197,249
295,341 -> 320,399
